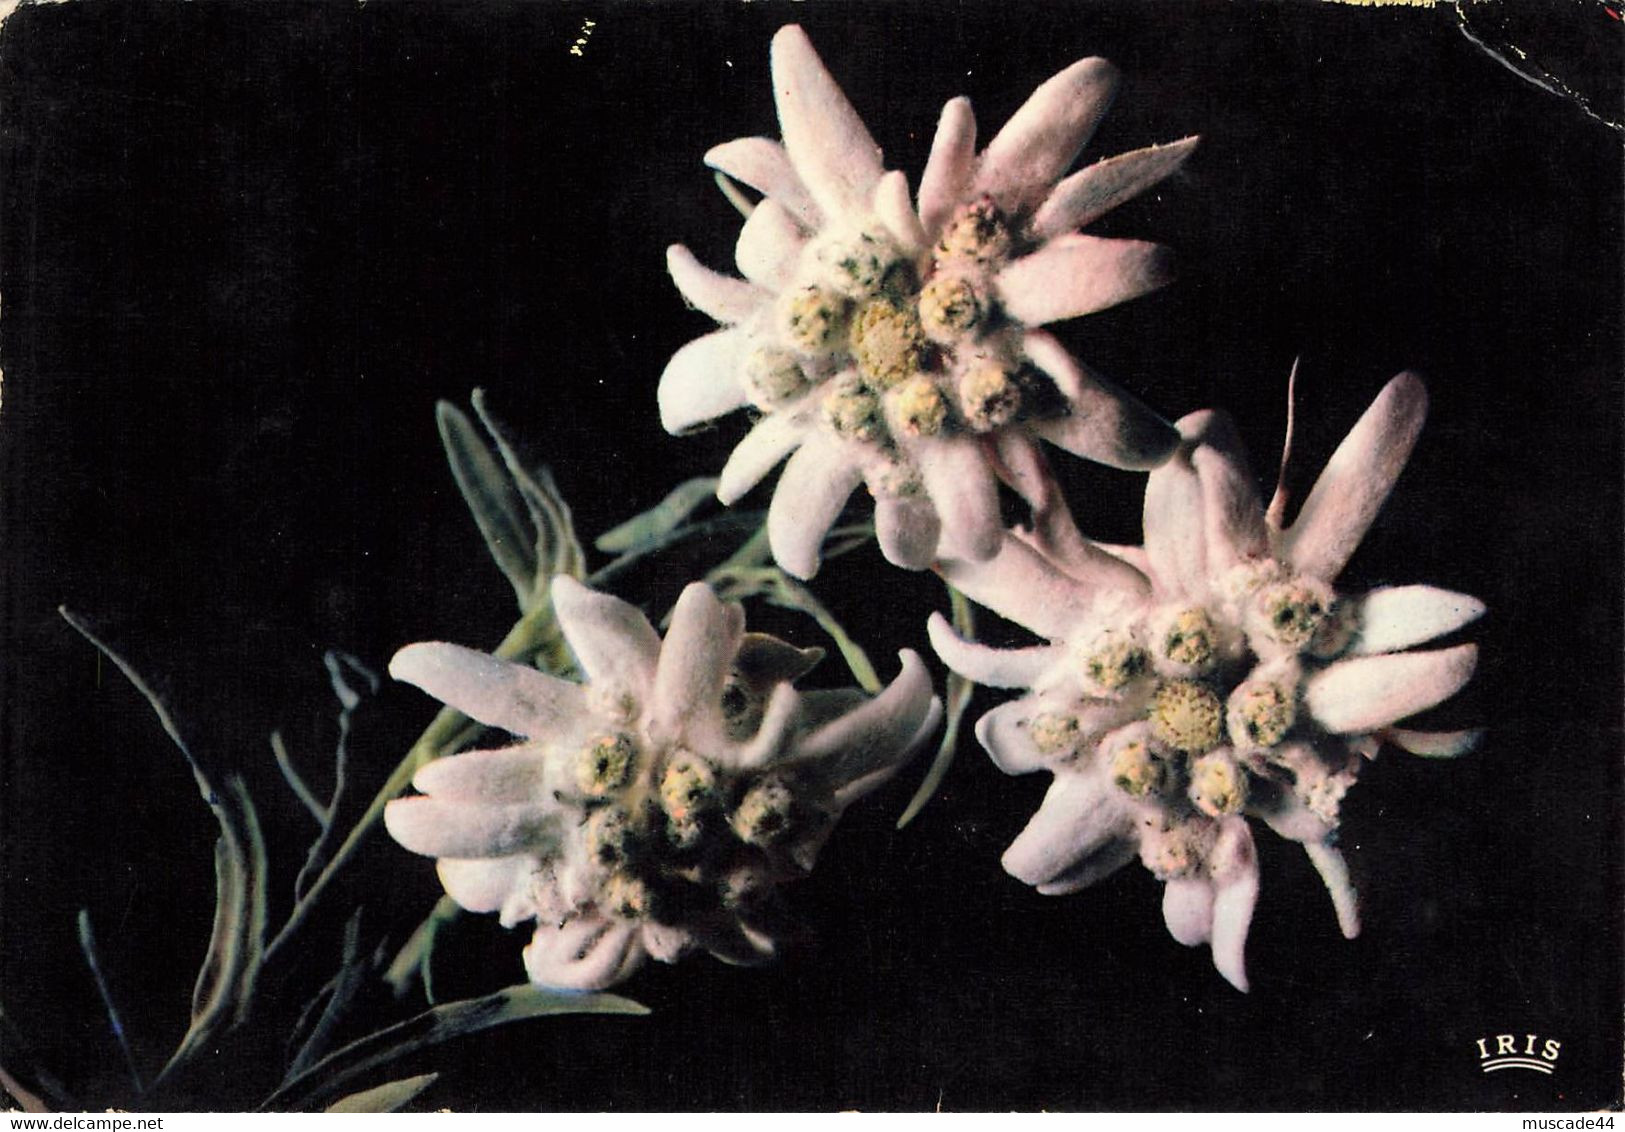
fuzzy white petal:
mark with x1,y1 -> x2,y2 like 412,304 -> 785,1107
917,96 -> 977,236
1306,644 -> 1478,734
703,136 -> 822,229
733,681 -> 804,770
997,234 -> 1173,326
1208,817 -> 1258,993
1024,330 -> 1179,472
735,197 -> 807,290
718,409 -> 811,505
974,699 -> 1051,776
927,611 -> 1060,689
389,642 -> 587,739
1002,768 -> 1134,888
770,26 -> 884,220
1180,409 -> 1269,573
522,917 -> 646,992
794,650 -> 935,788
1283,372 -> 1428,582
972,57 -> 1119,214
1032,136 -> 1200,239
915,435 -> 1002,563
658,327 -> 750,434
550,575 -> 662,694
874,491 -> 941,570
413,746 -> 549,803
436,857 -> 533,917
872,170 -> 927,254
667,245 -> 769,326
1142,444 -> 1208,602
767,433 -> 863,579
1350,585 -> 1486,655
1034,839 -> 1136,895
939,532 -> 1105,640
384,797 -> 557,860
1162,877 -> 1215,946
640,922 -> 694,966
649,583 -> 745,746
1383,727 -> 1484,758
1304,841 -> 1361,940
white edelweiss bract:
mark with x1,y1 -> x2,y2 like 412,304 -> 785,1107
933,372 -> 1484,990
385,576 -> 939,991
661,25 -> 1193,579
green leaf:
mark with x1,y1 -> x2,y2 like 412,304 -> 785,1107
437,400 -> 538,608
59,609 -> 268,1084
286,910 -> 370,1079
264,984 -> 648,1112
595,476 -> 720,554
897,583 -> 976,828
384,895 -> 461,1002
324,1073 -> 440,1113
471,389 -> 586,584
294,653 -> 379,898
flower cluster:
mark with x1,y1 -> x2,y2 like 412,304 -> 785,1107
661,26 -> 1192,578
932,373 -> 1482,989
387,576 -> 939,990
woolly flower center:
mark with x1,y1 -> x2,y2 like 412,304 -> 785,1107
741,198 -> 1058,496
557,704 -> 805,929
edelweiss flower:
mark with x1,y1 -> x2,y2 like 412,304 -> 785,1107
931,373 -> 1483,990
662,25 -> 1194,578
385,576 -> 940,991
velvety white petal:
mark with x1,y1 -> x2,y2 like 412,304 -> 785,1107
658,327 -> 750,434
1162,877 -> 1215,947
389,642 -> 587,739
1180,409 -> 1269,573
795,688 -> 869,734
917,96 -> 976,236
916,435 -> 1001,562
666,245 -> 769,326
1090,542 -> 1153,574
703,136 -> 822,229
648,583 -> 745,746
939,532 -> 1103,639
1304,841 -> 1361,940
413,746 -> 548,802
1002,767 -> 1133,888
832,693 -> 945,809
718,410 -> 811,505
927,611 -> 1060,689
1383,727 -> 1484,758
1306,644 -> 1478,734
436,856 -> 533,916
794,650 -> 935,786
550,575 -> 662,694
974,699 -> 1050,775
872,170 -> 927,254
733,681 -> 804,770
1142,444 -> 1207,601
1350,585 -> 1486,655
384,797 -> 557,860
997,235 -> 1173,326
767,433 -> 863,579
1282,372 -> 1428,582
522,917 -> 645,992
1208,817 -> 1259,993
1032,136 -> 1200,239
874,491 -> 941,570
1034,839 -> 1137,895
735,198 -> 806,290
770,25 -> 884,221
972,57 -> 1120,214
1256,784 -> 1334,846
640,922 -> 693,965
1024,330 -> 1179,472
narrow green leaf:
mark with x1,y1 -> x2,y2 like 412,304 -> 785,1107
470,389 -> 586,583
295,653 -> 379,898
264,984 -> 648,1112
227,776 -> 270,1023
59,609 -> 262,1083
270,731 -> 325,825
0,999 -> 77,1112
437,400 -> 538,608
76,910 -> 142,1093
595,476 -> 721,554
287,910 -> 369,1078
384,895 -> 461,1002
898,584 -> 976,828
325,1073 -> 440,1113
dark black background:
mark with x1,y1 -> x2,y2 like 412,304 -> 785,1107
1,0 -> 1619,1113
